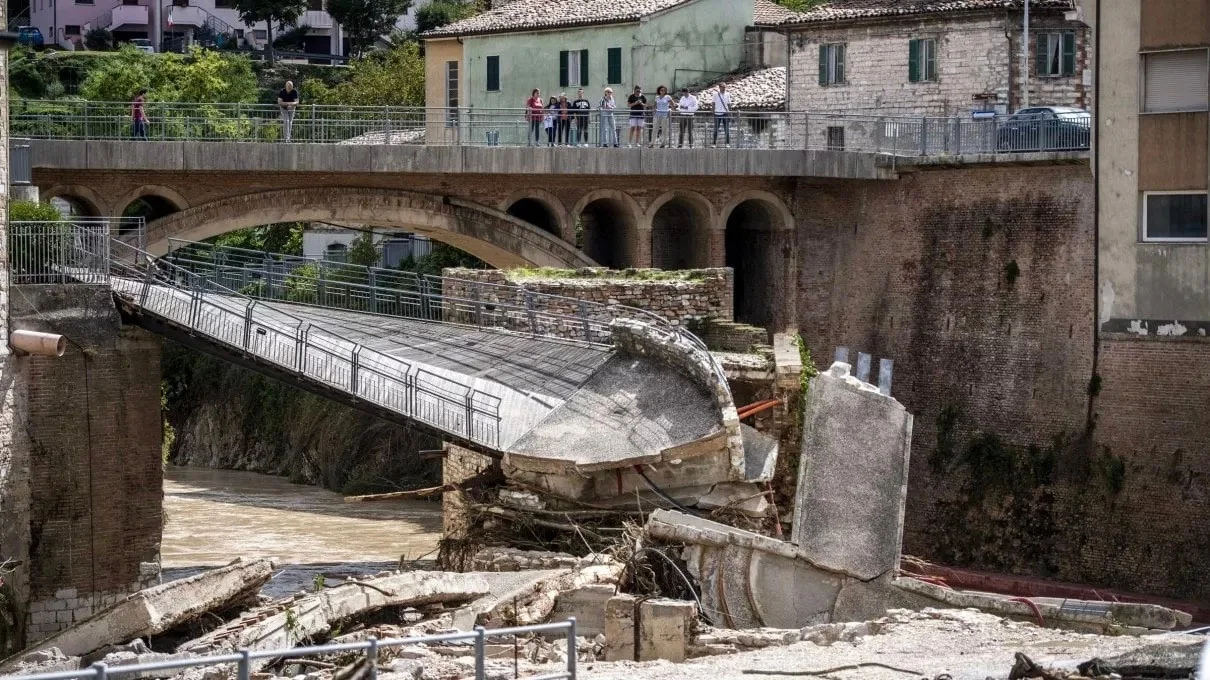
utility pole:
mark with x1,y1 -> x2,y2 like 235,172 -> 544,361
150,0 -> 161,52
1021,0 -> 1031,109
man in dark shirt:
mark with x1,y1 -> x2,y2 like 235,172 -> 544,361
277,80 -> 300,142
626,86 -> 647,147
570,88 -> 592,146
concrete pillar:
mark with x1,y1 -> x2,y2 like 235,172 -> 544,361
603,593 -> 637,661
637,598 -> 696,663
9,286 -> 165,643
552,584 -> 615,637
791,361 -> 913,582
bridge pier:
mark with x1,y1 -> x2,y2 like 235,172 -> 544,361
4,286 -> 164,646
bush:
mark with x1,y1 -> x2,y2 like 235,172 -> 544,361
9,199 -> 63,222
414,0 -> 475,35
83,27 -> 113,51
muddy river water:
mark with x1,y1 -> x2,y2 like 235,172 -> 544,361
161,466 -> 442,597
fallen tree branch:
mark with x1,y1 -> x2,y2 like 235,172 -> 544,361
481,506 -> 623,535
742,662 -> 922,677
343,485 -> 452,503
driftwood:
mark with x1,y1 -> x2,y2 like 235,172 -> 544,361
343,471 -> 498,503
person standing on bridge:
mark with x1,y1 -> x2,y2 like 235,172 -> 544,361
526,89 -> 544,146
131,89 -> 149,140
626,86 -> 647,148
599,87 -> 619,148
571,88 -> 592,146
556,93 -> 572,146
277,81 -> 300,143
651,85 -> 673,148
712,82 -> 733,147
676,87 -> 699,148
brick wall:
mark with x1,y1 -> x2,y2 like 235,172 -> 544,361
9,286 -> 164,640
796,162 -> 1210,601
441,444 -> 499,542
787,12 -> 1089,116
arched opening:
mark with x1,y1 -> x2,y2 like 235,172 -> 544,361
578,197 -> 637,269
48,195 -> 100,218
650,197 -> 712,270
725,199 -> 788,329
123,195 -> 181,235
324,242 -> 349,262
506,198 -> 560,237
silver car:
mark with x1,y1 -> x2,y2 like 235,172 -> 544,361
129,38 -> 155,54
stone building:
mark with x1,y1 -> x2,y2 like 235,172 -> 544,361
762,0 -> 1090,117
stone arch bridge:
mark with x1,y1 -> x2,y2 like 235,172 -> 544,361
29,140 -> 896,329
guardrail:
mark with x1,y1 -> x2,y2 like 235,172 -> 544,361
6,619 -> 578,680
7,218 -> 144,285
10,100 -> 1091,155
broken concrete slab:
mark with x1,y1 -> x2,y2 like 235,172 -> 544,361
791,361 -> 912,582
178,571 -> 490,668
696,482 -> 769,517
476,560 -> 625,629
1,558 -> 274,670
637,599 -> 696,663
551,585 -> 615,638
603,594 -> 637,662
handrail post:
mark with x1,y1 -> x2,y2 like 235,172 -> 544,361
317,261 -> 326,304
351,345 -> 361,394
567,618 -> 578,680
919,116 -> 928,156
473,625 -> 486,680
243,300 -> 255,349
368,267 -> 378,314
472,284 -> 482,328
92,661 -> 108,680
237,649 -> 251,680
367,637 -> 379,680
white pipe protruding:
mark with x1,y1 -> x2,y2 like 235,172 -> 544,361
9,330 -> 67,357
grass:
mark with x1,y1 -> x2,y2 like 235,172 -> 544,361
507,267 -> 710,282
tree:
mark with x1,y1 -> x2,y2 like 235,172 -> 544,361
314,41 -> 424,106
326,0 -> 411,58
79,45 -> 256,104
229,0 -> 307,65
347,232 -> 380,267
83,28 -> 113,51
414,0 -> 474,35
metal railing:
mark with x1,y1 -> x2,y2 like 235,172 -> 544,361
164,238 -> 736,410
7,218 -> 143,285
10,100 -> 1091,155
6,619 -> 578,680
109,239 -> 503,448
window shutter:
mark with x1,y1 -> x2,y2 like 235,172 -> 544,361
908,39 -> 921,83
580,49 -> 589,86
1061,32 -> 1076,75
835,44 -> 845,83
819,44 -> 827,85
486,56 -> 499,92
559,50 -> 569,87
1144,49 -> 1210,112
926,39 -> 937,80
607,47 -> 621,84
1034,33 -> 1048,75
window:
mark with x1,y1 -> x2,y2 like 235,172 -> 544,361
445,60 -> 459,123
818,43 -> 845,86
486,55 -> 500,92
908,38 -> 937,82
64,24 -> 81,34
1143,192 -> 1208,242
1035,31 -> 1075,77
1143,49 -> 1209,113
826,126 -> 844,150
252,29 -> 267,40
607,47 -> 622,84
559,49 -> 589,87
325,243 -> 348,262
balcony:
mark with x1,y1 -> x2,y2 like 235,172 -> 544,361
302,10 -> 332,29
168,5 -> 205,27
111,3 -> 149,28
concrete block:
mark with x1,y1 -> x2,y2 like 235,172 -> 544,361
55,610 -> 73,623
54,589 -> 77,600
638,598 -> 697,663
791,362 -> 913,581
603,594 -> 637,662
552,584 -> 615,637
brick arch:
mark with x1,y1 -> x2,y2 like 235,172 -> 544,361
499,189 -> 570,241
721,190 -> 797,331
113,185 -> 190,218
42,184 -> 107,216
573,189 -> 644,268
645,190 -> 718,269
143,188 -> 598,269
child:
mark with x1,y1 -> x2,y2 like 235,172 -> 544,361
544,97 -> 558,146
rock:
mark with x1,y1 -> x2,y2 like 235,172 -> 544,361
387,659 -> 424,679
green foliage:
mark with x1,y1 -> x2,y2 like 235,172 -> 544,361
161,382 -> 176,466
312,573 -> 326,592
397,242 -> 485,277
414,0 -> 475,35
311,42 -> 425,106
347,232 -> 380,268
10,199 -> 63,221
210,223 -> 304,255
229,0 -> 307,64
327,0 -> 411,57
79,45 -> 256,103
8,203 -> 71,283
84,27 -> 114,51
770,0 -> 824,11
284,263 -> 319,303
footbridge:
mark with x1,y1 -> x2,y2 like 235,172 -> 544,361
85,233 -> 757,482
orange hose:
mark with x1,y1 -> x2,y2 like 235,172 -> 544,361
738,399 -> 783,420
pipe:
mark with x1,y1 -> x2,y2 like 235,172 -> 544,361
1022,0 -> 1031,109
10,330 -> 66,357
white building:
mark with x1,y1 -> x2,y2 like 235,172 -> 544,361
302,225 -> 433,267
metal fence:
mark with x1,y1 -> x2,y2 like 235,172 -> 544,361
6,619 -> 578,680
10,100 -> 1091,155
7,218 -> 143,285
109,239 -> 503,448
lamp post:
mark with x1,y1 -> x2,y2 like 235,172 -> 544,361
1021,0 -> 1031,109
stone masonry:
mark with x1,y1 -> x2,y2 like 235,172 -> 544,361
8,286 -> 164,641
788,12 -> 1089,116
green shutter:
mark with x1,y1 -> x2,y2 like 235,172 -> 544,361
486,56 -> 499,92
580,49 -> 589,87
1035,33 -> 1048,75
607,47 -> 621,84
908,39 -> 921,83
819,44 -> 827,85
835,44 -> 845,83
1061,31 -> 1076,75
559,50 -> 569,87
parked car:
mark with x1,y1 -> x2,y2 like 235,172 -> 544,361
129,38 -> 155,54
17,26 -> 44,48
997,106 -> 1091,152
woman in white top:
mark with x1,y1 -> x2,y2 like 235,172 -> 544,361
651,85 -> 673,148
599,87 -> 619,147
713,82 -> 733,147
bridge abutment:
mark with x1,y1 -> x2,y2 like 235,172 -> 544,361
6,286 -> 163,644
